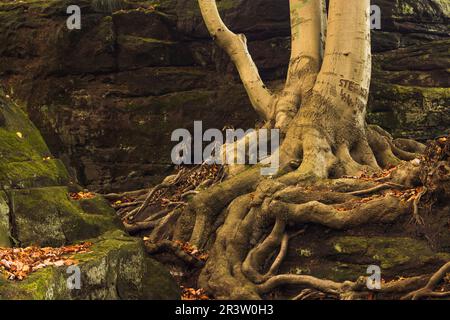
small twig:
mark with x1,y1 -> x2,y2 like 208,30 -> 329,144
288,227 -> 307,240
142,208 -> 173,223
165,201 -> 187,207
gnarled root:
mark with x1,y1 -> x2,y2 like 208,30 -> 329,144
198,173 -> 422,299
144,240 -> 205,268
110,123 -> 442,301
279,101 -> 424,182
401,261 -> 450,300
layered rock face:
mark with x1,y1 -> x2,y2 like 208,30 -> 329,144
0,0 -> 448,192
0,90 -> 179,299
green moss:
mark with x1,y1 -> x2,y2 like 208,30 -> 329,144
0,267 -> 55,300
296,248 -> 313,257
9,187 -> 119,247
0,159 -> 70,189
328,263 -> 367,282
0,191 -> 11,247
0,95 -> 50,156
290,266 -> 311,275
0,128 -> 42,164
330,236 -> 446,270
0,93 -> 52,169
399,3 -> 414,15
388,85 -> 450,99
91,0 -> 128,13
76,196 -> 117,216
368,80 -> 450,140
332,237 -> 368,255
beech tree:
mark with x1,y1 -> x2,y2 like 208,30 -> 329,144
113,0 -> 450,300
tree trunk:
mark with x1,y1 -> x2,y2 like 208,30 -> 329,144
280,0 -> 378,179
115,0 -> 439,300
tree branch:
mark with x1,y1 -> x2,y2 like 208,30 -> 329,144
198,0 -> 274,120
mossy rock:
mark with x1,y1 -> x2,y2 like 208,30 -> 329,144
9,186 -> 122,247
288,235 -> 450,282
368,82 -> 450,140
0,191 -> 11,247
0,90 -> 121,247
0,230 -> 180,300
76,195 -> 117,216
0,128 -> 44,164
0,92 -> 50,158
0,91 -> 70,189
0,158 -> 70,189
328,236 -> 450,274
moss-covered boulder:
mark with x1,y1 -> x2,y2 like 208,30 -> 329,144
0,231 -> 180,300
0,90 -> 117,246
0,90 -> 179,300
0,158 -> 70,189
0,92 -> 70,189
9,187 -> 122,247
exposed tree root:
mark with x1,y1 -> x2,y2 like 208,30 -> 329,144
198,180 -> 418,299
257,270 -> 433,300
401,261 -> 450,300
346,182 -> 404,196
107,134 -> 446,301
123,169 -> 184,221
106,134 -> 449,301
102,188 -> 148,201
144,240 -> 205,268
104,164 -> 225,234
